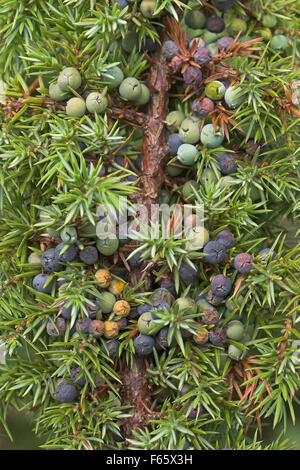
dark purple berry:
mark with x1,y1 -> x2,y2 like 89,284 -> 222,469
203,240 -> 227,264
79,246 -> 98,265
60,299 -> 73,319
137,304 -> 151,316
55,242 -> 77,263
209,327 -> 227,345
234,253 -> 254,274
55,380 -> 79,403
85,301 -> 100,319
128,251 -> 143,267
217,36 -> 234,50
32,274 -> 54,294
206,15 -> 225,33
169,55 -> 184,73
215,0 -> 235,13
100,340 -> 119,358
134,334 -> 155,355
115,0 -> 128,8
192,97 -> 214,116
245,140 -> 259,156
194,47 -> 212,66
183,66 -> 202,87
136,155 -> 142,171
157,327 -> 177,349
216,229 -> 235,249
70,366 -> 86,386
159,277 -> 176,297
41,248 -> 64,272
179,262 -> 198,286
258,248 -> 277,261
162,40 -> 179,60
218,152 -> 237,175
202,307 -> 220,324
168,133 -> 183,155
46,317 -> 66,337
211,274 -> 232,296
117,317 -> 128,329
205,290 -> 225,306
76,318 -> 92,334
141,36 -> 157,52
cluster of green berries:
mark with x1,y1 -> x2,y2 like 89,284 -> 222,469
119,77 -> 150,105
49,66 -> 108,117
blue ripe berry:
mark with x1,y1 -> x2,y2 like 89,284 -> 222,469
100,340 -> 119,358
183,66 -> 202,87
215,0 -> 234,12
55,380 -> 79,403
258,248 -> 277,262
162,40 -> 179,60
137,304 -> 151,316
205,290 -> 225,306
141,36 -> 157,52
234,253 -> 254,274
157,327 -> 177,349
115,0 -> 128,8
79,246 -> 98,265
41,248 -> 64,272
151,299 -> 170,317
218,152 -> 237,175
33,274 -> 54,294
55,242 -> 77,263
217,36 -> 234,50
192,97 -> 214,116
134,334 -> 155,355
85,301 -> 100,319
60,299 -> 73,319
193,47 -> 212,66
169,55 -> 184,73
70,366 -> 86,387
206,15 -> 225,34
211,274 -> 232,296
216,229 -> 235,249
209,326 -> 227,346
179,262 -> 198,286
168,133 -> 183,155
203,240 -> 227,264
128,251 -> 143,267
47,317 -> 66,337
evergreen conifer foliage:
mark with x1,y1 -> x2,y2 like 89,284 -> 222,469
0,0 -> 300,451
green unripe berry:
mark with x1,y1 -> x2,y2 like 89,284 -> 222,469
204,31 -> 221,45
184,10 -> 206,30
177,144 -> 198,166
270,35 -> 289,50
96,234 -> 119,256
228,344 -> 244,360
205,80 -> 226,101
186,227 -> 209,251
140,0 -> 157,18
86,92 -> 108,113
166,161 -> 184,176
159,189 -> 170,204
138,312 -> 156,335
121,31 -> 139,53
196,298 -> 211,312
207,42 -> 217,55
226,320 -> 245,341
182,180 -> 200,201
166,110 -> 185,130
260,28 -> 272,41
57,67 -> 82,91
66,97 -> 86,117
60,226 -> 78,244
104,66 -> 124,89
262,14 -> 277,28
28,252 -> 42,264
229,18 -> 247,35
98,292 -> 116,314
49,82 -> 69,102
136,84 -> 150,105
224,85 -> 244,108
200,124 -> 224,148
174,297 -> 196,316
179,118 -> 200,144
225,296 -> 244,312
219,175 -> 237,189
119,77 -> 142,101
200,168 -> 221,184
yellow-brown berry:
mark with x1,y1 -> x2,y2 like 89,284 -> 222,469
113,300 -> 131,317
95,268 -> 112,288
104,321 -> 119,338
193,325 -> 209,344
109,279 -> 126,295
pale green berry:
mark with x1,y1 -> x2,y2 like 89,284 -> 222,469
136,84 -> 150,105
228,344 -> 243,360
200,124 -> 224,148
226,320 -> 245,341
140,0 -> 157,18
177,144 -> 198,165
179,118 -> 200,144
270,35 -> 289,50
224,85 -> 245,108
186,227 -> 210,250
104,66 -> 124,89
49,82 -> 69,102
57,67 -> 82,91
66,97 -> 86,117
166,110 -> 185,130
119,77 -> 142,101
86,92 -> 108,113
